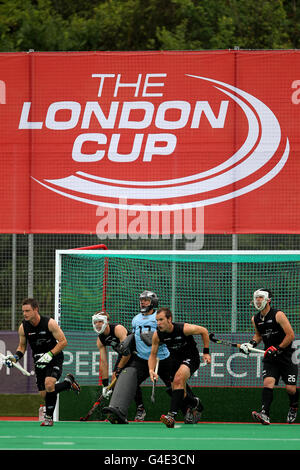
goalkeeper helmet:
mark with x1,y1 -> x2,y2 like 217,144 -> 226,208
253,288 -> 272,311
139,290 -> 159,314
92,312 -> 108,334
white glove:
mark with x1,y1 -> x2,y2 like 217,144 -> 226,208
239,343 -> 253,355
36,351 -> 54,368
4,354 -> 19,368
102,386 -> 113,398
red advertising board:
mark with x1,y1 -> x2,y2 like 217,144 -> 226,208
1,50 -> 299,234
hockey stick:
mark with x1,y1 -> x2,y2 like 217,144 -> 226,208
80,377 -> 117,421
0,352 -> 33,376
150,358 -> 160,404
209,333 -> 264,354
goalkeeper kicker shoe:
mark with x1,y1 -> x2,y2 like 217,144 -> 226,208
252,410 -> 270,425
40,415 -> 53,426
103,406 -> 129,424
65,373 -> 81,394
160,413 -> 175,428
287,407 -> 298,424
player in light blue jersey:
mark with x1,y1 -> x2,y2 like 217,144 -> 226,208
103,290 -> 172,424
132,308 -> 170,361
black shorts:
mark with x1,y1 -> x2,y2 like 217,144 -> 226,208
169,350 -> 200,382
263,352 -> 298,386
34,353 -> 64,391
127,354 -> 172,388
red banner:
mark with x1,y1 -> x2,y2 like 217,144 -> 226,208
1,51 -> 299,234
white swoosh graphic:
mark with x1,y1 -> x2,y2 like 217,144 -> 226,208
32,138 -> 289,211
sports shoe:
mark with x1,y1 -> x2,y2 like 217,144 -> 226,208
134,405 -> 146,422
40,415 -> 53,426
252,410 -> 270,425
103,406 -> 128,424
184,397 -> 204,424
287,407 -> 298,424
65,373 -> 81,394
160,413 -> 175,428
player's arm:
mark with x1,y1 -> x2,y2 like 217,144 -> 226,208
113,325 -> 132,371
5,324 -> 27,367
16,323 -> 27,355
275,311 -> 295,349
239,316 -> 262,355
48,318 -> 68,355
97,338 -> 109,382
251,316 -> 263,345
148,331 -> 160,382
183,323 -> 211,364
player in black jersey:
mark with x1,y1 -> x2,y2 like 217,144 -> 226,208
148,307 -> 211,428
92,311 -> 146,421
239,288 -> 298,425
5,298 -> 80,426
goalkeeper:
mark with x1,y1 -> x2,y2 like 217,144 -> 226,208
239,288 -> 298,425
93,311 -> 146,421
5,298 -> 80,426
103,290 -> 172,424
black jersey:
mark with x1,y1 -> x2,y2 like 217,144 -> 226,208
98,324 -> 128,351
157,322 -> 199,357
22,315 -> 63,359
253,307 -> 293,352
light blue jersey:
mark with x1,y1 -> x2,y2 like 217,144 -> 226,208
132,311 -> 170,361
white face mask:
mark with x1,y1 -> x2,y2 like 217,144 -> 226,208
92,312 -> 108,334
253,290 -> 270,311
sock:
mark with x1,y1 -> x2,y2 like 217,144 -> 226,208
169,389 -> 185,416
181,393 -> 197,410
262,387 -> 273,415
45,391 -> 57,418
288,389 -> 299,408
134,386 -> 144,408
55,380 -> 71,393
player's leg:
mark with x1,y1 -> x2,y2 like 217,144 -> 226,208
252,374 -> 276,425
286,385 -> 298,423
283,360 -> 298,424
181,354 -> 202,424
41,359 -> 80,426
134,386 -> 146,422
41,376 -> 58,426
160,364 -> 190,428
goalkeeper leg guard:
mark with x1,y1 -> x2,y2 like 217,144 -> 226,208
106,366 -> 137,419
103,406 -> 129,424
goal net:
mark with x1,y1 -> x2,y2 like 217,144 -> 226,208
55,250 -> 300,389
